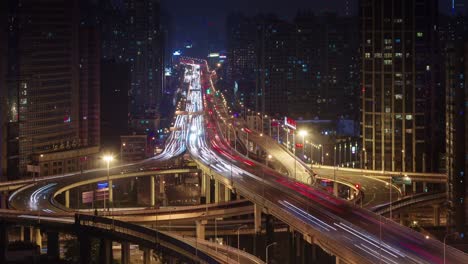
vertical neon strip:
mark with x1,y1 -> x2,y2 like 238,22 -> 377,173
452,0 -> 456,13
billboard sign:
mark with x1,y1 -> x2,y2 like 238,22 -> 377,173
284,117 -> 297,130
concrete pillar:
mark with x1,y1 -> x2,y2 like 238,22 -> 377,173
47,231 -> 60,260
254,204 -> 262,234
143,248 -> 152,264
65,190 -> 70,208
19,226 -> 25,241
200,173 -> 207,198
399,212 -> 406,225
23,226 -> 33,242
433,204 -> 441,226
159,175 -> 165,194
402,184 -> 406,196
336,256 -> 341,264
214,180 -> 220,203
99,239 -> 113,264
206,177 -> 212,204
108,180 -> 113,203
34,228 -> 42,250
412,182 -> 417,194
159,175 -> 166,206
121,242 -> 130,264
79,235 -> 92,264
196,220 -> 207,240
0,192 -> 7,209
150,176 -> 156,207
333,182 -> 338,197
0,222 -> 7,264
225,185 -> 231,201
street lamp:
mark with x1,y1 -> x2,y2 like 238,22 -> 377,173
298,130 -> 308,158
236,225 -> 248,263
266,242 -> 277,264
241,128 -> 249,158
103,155 -> 114,213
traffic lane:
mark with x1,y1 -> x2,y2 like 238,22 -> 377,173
205,120 -> 462,264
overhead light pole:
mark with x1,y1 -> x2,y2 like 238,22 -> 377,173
236,225 -> 247,263
103,155 -> 114,213
266,242 -> 277,264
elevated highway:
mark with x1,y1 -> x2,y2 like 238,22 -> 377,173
188,62 -> 468,263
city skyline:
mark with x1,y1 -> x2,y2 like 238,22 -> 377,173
0,0 -> 467,263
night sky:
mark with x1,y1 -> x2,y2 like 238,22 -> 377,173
162,0 -> 453,55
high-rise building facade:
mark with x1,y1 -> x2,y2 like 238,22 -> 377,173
227,13 -> 359,121
0,0 -> 7,181
100,0 -> 164,134
444,14 -> 468,237
125,0 -> 164,119
5,0 -> 101,178
359,0 -> 441,172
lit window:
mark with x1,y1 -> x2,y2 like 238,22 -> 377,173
384,59 -> 392,65
374,53 -> 382,58
406,115 -> 413,120
365,53 -> 371,58
426,65 -> 430,71
417,32 -> 423,37
395,94 -> 403,100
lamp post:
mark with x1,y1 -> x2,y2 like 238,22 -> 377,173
298,130 -> 308,158
236,225 -> 247,263
266,242 -> 277,264
241,128 -> 249,157
103,155 -> 114,213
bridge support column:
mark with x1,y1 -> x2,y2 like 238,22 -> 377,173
19,226 -> 25,241
412,182 -> 417,194
254,204 -> 262,234
121,242 -> 130,264
200,172 -> 206,203
79,235 -> 92,264
423,181 -> 428,192
143,248 -> 152,264
333,182 -> 339,197
0,222 -> 7,264
402,183 -> 406,196
399,212 -> 406,225
150,176 -> 156,207
196,220 -> 207,240
214,180 -> 220,203
206,176 -> 212,204
99,239 -> 113,264
0,191 -> 7,209
159,175 -> 166,206
65,190 -> 70,208
224,185 -> 231,202
433,204 -> 441,226
34,228 -> 42,250
47,231 -> 60,260
335,256 -> 341,264
108,180 -> 113,204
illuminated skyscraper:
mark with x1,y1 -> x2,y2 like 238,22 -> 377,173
445,14 -> 468,238
5,0 -> 101,178
359,0 -> 441,172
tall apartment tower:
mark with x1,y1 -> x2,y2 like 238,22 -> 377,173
0,0 -> 7,181
359,0 -> 440,172
125,0 -> 164,119
6,0 -> 101,178
445,14 -> 468,237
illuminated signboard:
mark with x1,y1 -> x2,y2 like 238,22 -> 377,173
208,53 -> 220,58
284,117 -> 297,130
